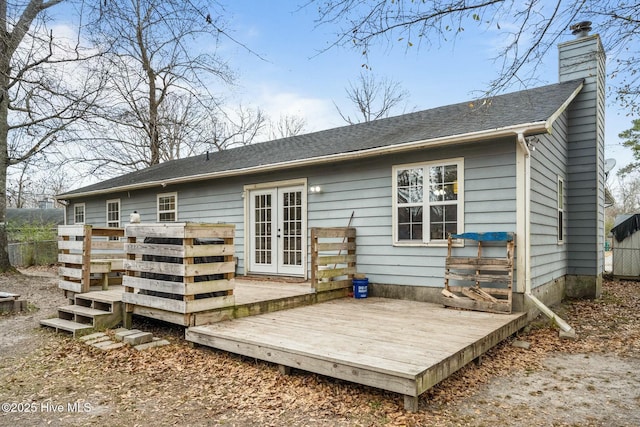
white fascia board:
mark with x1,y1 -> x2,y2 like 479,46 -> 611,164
545,81 -> 584,132
58,122 -> 549,200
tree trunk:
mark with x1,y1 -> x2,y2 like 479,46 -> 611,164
0,0 -> 58,273
0,49 -> 15,272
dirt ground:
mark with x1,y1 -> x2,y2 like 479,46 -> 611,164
1,268 -> 639,426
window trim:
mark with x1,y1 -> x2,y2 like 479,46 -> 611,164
392,158 -> 464,246
73,203 -> 85,224
157,192 -> 178,222
557,176 -> 564,244
106,199 -> 121,228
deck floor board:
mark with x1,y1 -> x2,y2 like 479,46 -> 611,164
233,280 -> 313,305
264,298 -> 512,336
235,310 -> 470,360
186,297 -> 527,406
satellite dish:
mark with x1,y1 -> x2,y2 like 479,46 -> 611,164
604,158 -> 616,175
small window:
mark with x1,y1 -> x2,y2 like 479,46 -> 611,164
106,199 -> 120,228
74,203 -> 85,224
393,159 -> 464,244
557,177 -> 564,243
106,199 -> 120,240
157,193 -> 177,222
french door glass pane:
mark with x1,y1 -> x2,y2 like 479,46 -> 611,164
282,190 -> 302,266
254,194 -> 272,265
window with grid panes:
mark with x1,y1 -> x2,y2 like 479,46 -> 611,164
393,159 -> 463,244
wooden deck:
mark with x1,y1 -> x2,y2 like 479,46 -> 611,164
186,297 -> 527,411
233,278 -> 314,305
122,278 -> 317,326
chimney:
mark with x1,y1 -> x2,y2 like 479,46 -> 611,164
558,24 -> 606,298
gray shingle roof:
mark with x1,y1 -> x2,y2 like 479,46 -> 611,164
60,79 -> 583,198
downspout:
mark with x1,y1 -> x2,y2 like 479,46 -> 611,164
516,132 -> 576,338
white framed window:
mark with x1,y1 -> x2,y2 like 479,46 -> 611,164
74,203 -> 85,224
106,199 -> 120,228
557,176 -> 564,243
157,192 -> 177,222
392,158 -> 464,245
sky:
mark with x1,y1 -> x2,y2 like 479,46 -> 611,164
211,1 -> 634,179
43,1 -> 635,192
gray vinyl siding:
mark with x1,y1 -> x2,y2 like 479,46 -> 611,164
464,145 -> 516,231
529,112 -> 569,288
306,139 -> 517,287
559,35 -> 606,276
68,137 -> 517,288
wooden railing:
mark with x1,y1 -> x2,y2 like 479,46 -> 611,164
58,225 -> 125,295
122,222 -> 236,327
311,227 -> 356,292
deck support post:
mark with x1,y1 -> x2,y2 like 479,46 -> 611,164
474,355 -> 483,366
123,308 -> 133,329
278,364 -> 291,376
404,395 -> 419,412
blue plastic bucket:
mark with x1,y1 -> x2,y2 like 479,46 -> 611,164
352,278 -> 369,299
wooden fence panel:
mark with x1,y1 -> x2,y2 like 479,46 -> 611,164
123,223 -> 236,326
57,225 -> 125,295
311,227 -> 356,293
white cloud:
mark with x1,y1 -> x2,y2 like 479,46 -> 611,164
252,84 -> 343,132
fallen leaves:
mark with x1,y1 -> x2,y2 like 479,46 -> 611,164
1,275 -> 640,426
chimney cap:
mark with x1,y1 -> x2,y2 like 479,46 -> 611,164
570,21 -> 592,38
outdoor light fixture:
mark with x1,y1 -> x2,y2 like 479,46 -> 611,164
526,136 -> 540,152
309,185 -> 322,194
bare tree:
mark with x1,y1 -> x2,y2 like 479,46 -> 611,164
0,0 -> 102,271
7,156 -> 69,208
79,0 -> 247,176
269,114 -> 307,139
208,104 -> 268,151
310,0 -> 640,112
7,159 -> 32,208
157,94 -> 209,162
335,72 -> 409,124
612,172 -> 640,214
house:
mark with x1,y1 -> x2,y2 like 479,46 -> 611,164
56,28 -> 606,314
611,214 -> 640,278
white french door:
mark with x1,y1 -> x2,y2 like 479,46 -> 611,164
249,185 -> 306,276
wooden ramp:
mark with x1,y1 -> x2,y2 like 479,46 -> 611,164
186,297 -> 527,411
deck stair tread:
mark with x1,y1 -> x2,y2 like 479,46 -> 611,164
76,288 -> 124,303
40,318 -> 94,333
58,305 -> 112,316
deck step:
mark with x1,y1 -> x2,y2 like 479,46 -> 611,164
75,287 -> 125,304
54,298 -> 123,332
40,318 -> 94,337
59,305 -> 112,317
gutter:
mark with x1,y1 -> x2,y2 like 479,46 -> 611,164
516,132 -> 576,338
57,121 -> 549,200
